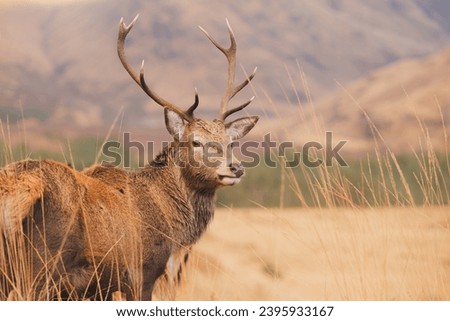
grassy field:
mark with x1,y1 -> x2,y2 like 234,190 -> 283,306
174,206 -> 450,300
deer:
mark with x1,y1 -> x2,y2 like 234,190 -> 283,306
0,15 -> 258,300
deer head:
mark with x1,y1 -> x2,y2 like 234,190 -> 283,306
118,15 -> 258,188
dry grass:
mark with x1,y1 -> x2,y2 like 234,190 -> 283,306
176,207 -> 450,300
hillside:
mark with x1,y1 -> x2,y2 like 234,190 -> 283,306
1,0 -> 450,144
283,45 -> 450,154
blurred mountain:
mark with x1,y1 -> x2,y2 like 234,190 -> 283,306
285,45 -> 450,154
0,0 -> 450,151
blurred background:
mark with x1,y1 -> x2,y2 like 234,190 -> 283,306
1,0 -> 450,207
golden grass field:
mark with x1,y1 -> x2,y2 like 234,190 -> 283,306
174,206 -> 450,301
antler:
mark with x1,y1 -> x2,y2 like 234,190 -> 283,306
199,19 -> 257,121
117,15 -> 198,122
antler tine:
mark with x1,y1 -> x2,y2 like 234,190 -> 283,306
186,88 -> 199,116
118,15 -> 194,122
118,15 -> 141,86
222,96 -> 255,120
231,66 -> 257,100
199,19 -> 257,121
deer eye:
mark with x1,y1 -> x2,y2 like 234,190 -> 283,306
192,140 -> 202,148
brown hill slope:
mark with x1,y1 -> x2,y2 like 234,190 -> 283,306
281,45 -> 450,154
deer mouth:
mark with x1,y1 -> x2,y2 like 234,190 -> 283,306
218,175 -> 241,186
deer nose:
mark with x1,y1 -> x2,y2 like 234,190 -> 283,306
229,163 -> 244,178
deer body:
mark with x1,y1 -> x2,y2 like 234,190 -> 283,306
0,16 -> 258,300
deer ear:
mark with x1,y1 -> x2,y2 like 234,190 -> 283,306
165,108 -> 186,139
225,116 -> 259,140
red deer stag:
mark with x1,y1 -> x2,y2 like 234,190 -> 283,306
0,15 -> 258,300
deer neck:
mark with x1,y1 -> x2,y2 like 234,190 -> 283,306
187,188 -> 216,241
149,146 -> 217,245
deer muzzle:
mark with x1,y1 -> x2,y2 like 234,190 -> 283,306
217,162 -> 245,186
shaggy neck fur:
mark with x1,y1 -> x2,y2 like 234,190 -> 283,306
146,145 -> 216,246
